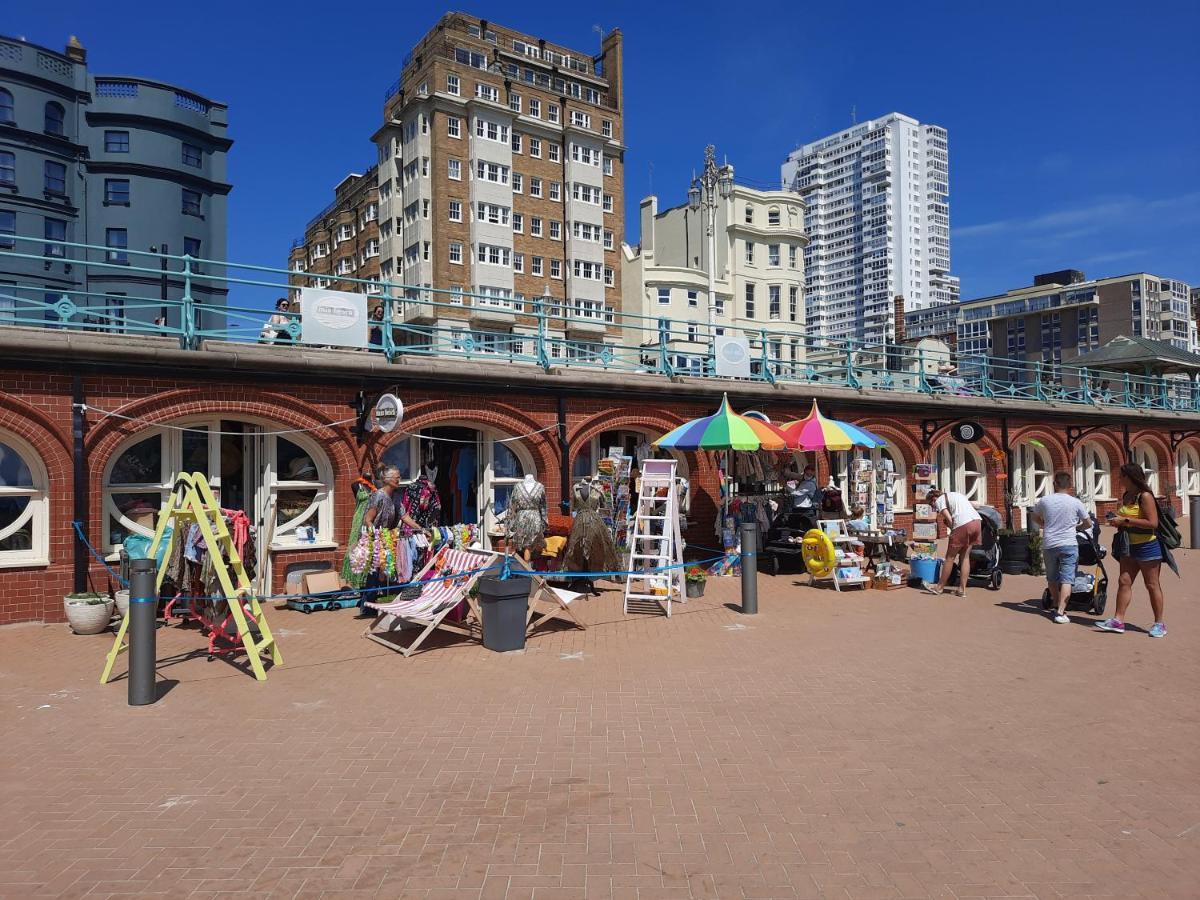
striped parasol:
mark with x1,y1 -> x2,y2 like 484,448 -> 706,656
780,401 -> 885,451
654,394 -> 788,451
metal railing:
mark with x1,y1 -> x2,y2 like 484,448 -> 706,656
2,235 -> 1198,412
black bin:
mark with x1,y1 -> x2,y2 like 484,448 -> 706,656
477,576 -> 530,652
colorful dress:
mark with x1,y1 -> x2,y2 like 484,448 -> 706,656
403,476 -> 442,529
562,480 -> 620,573
507,479 -> 547,555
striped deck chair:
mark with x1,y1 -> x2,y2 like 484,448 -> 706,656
503,561 -> 587,634
363,545 -> 498,657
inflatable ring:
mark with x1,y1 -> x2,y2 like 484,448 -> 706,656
801,528 -> 837,578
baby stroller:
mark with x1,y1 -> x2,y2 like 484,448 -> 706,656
1040,523 -> 1108,616
946,504 -> 1004,590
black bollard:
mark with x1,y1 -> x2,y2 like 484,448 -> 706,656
128,558 -> 158,706
1191,496 -> 1200,551
740,522 -> 758,615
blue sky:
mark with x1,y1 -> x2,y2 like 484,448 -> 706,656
11,0 -> 1200,300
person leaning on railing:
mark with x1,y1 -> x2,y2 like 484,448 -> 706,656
260,297 -> 294,344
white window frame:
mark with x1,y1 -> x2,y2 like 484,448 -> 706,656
1132,443 -> 1160,495
449,242 -> 463,265
934,441 -> 987,505
448,200 -> 462,223
446,73 -> 460,96
1012,442 -> 1052,515
0,429 -> 50,567
447,116 -> 461,139
448,158 -> 461,181
1073,441 -> 1112,512
1177,444 -> 1200,499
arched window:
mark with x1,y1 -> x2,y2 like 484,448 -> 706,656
0,430 -> 50,565
570,427 -> 692,505
1073,441 -> 1111,511
833,443 -> 909,511
933,440 -> 986,505
1177,445 -> 1200,499
1012,441 -> 1052,511
0,89 -> 14,125
44,101 -> 65,136
1131,443 -> 1160,495
102,419 -> 332,552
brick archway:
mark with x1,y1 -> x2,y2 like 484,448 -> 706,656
1008,425 -> 1070,472
0,391 -> 72,479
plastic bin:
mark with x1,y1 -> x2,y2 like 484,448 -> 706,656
477,576 -> 530,652
910,557 -> 942,585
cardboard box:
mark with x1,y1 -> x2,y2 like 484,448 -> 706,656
302,571 -> 344,595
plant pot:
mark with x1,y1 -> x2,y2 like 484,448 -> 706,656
114,590 -> 130,618
685,580 -> 706,599
64,596 -> 115,634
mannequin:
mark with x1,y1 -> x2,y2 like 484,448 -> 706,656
506,472 -> 547,563
562,476 -> 620,595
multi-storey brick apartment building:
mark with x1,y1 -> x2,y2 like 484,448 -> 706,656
287,167 -> 381,299
364,13 -> 625,358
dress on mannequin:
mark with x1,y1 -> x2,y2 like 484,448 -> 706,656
562,477 -> 621,574
507,475 -> 547,559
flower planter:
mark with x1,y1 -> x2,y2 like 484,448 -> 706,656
114,590 -> 130,618
685,580 -> 706,599
64,595 -> 115,635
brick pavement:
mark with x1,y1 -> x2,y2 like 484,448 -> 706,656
1,555 -> 1198,899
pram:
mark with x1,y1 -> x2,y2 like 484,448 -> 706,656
1040,523 -> 1108,616
946,504 -> 1004,591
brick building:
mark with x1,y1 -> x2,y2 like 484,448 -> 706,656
1,327 -> 1197,625
287,166 -> 380,299
369,12 -> 625,355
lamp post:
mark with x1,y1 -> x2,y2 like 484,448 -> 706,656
688,145 -> 734,370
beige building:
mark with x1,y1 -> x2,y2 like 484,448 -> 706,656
288,167 -> 381,300
371,13 -> 625,359
622,176 -> 807,374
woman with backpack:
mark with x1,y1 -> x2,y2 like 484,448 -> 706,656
1096,462 -> 1173,637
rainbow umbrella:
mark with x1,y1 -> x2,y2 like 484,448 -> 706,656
781,401 -> 885,451
654,394 -> 788,451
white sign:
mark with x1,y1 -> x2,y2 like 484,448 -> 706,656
298,288 -> 368,348
714,335 -> 752,378
371,393 -> 403,434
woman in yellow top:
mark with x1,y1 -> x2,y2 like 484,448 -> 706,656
1096,462 -> 1165,637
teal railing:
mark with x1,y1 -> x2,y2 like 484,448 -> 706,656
2,235 -> 1198,413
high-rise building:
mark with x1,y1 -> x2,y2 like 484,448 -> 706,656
288,166 -> 380,299
0,34 -> 231,328
371,13 -> 625,356
781,112 -> 957,346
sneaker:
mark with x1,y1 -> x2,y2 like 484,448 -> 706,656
1149,622 -> 1167,639
922,583 -> 944,596
1054,614 -> 1070,624
1094,618 -> 1125,633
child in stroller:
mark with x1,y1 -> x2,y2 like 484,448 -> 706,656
946,505 -> 1004,590
1040,522 -> 1108,616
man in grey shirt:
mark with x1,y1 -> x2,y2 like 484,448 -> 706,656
1031,471 -> 1093,624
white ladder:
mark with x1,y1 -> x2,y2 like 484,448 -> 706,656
623,459 -> 684,617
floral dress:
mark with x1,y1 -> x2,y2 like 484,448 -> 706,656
403,476 -> 442,529
507,480 -> 547,555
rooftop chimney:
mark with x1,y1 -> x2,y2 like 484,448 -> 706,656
65,35 -> 86,63
893,295 -> 906,343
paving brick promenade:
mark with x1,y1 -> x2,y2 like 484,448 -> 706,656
2,556 -> 1198,899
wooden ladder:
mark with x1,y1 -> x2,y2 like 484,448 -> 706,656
623,460 -> 684,617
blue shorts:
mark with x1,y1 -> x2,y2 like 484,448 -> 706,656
1044,545 -> 1079,585
1129,539 -> 1162,562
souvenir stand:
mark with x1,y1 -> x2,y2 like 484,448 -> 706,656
909,463 -> 940,581
595,452 -> 633,555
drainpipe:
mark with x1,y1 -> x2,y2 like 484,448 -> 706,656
1000,416 -> 1013,530
72,376 -> 90,593
557,394 -> 570,515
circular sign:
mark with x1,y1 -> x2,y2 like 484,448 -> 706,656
310,292 -> 362,330
951,421 -> 985,444
372,393 -> 403,434
719,341 -> 748,364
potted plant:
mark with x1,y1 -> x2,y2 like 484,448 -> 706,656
685,566 -> 707,599
997,529 -> 1031,575
1028,530 -> 1045,577
63,591 -> 115,634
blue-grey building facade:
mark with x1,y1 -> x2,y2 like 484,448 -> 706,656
0,34 -> 231,329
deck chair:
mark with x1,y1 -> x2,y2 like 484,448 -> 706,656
513,562 -> 587,633
363,545 -> 498,657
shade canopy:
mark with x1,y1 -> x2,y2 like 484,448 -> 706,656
781,402 -> 885,451
654,394 -> 788,451
1074,335 -> 1200,376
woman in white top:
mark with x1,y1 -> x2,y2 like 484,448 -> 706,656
922,487 -> 982,597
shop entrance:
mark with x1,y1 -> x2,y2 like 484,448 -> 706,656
422,427 -> 481,526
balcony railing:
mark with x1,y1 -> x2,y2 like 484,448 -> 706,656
1,235 -> 1198,412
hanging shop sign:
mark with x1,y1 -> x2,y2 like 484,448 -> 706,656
951,421 -> 986,444
714,335 -> 752,379
371,393 -> 404,433
299,288 -> 368,348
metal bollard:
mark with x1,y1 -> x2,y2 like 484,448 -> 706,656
739,521 -> 758,615
128,558 -> 158,706
1191,496 -> 1200,550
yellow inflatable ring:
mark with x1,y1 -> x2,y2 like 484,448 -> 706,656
801,528 -> 837,578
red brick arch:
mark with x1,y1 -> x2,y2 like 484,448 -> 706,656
566,406 -> 714,481
1007,426 -> 1070,473
852,419 -> 923,472
0,390 -> 72,477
